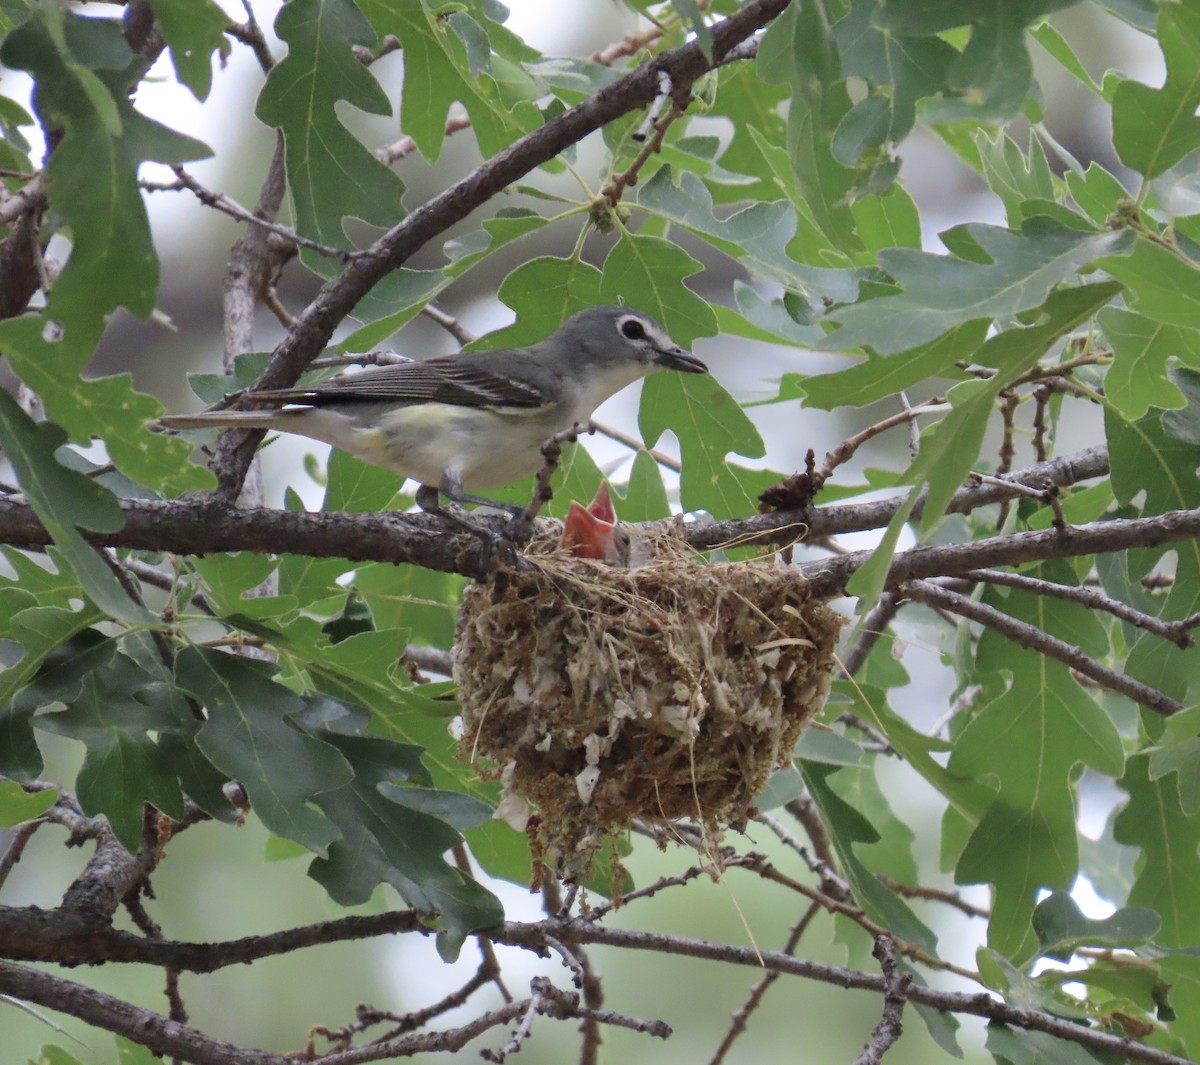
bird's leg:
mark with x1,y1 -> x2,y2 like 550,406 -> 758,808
415,476 -> 521,572
429,472 -> 525,518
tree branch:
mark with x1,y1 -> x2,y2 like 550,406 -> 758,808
852,937 -> 910,1065
496,921 -> 1187,1065
695,446 -> 1110,552
0,446 -> 1190,599
903,579 -> 1182,716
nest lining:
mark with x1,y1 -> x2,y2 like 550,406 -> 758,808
453,531 -> 843,882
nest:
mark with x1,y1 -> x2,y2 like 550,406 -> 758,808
453,528 -> 844,886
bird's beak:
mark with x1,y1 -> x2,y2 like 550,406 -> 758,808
653,345 -> 707,374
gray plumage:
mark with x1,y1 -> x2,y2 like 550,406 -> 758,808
156,305 -> 706,506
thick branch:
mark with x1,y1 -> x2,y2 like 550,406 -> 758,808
496,922 -> 1186,1065
3,909 -> 1185,1065
0,454 -> 1194,597
794,507 -> 1200,602
693,446 -> 1110,552
0,905 -> 427,969
0,960 -> 287,1065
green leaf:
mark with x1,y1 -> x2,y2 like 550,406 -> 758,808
17,636 -> 190,847
1115,755 -> 1200,948
703,62 -> 791,205
1065,162 -> 1130,225
1100,307 -> 1200,420
295,710 -> 503,946
951,562 -> 1125,961
985,1024 -> 1111,1065
352,563 -> 460,649
799,760 -> 938,953
1030,21 -> 1103,99
977,129 -> 1056,227
0,392 -> 153,625
256,0 -> 404,252
478,256 -> 603,350
0,5 -> 212,492
1148,705 -> 1200,815
616,449 -> 671,523
1102,238 -> 1200,331
821,218 -> 1133,356
1032,891 -> 1161,962
1159,956 -> 1200,1056
799,321 -> 986,411
444,209 -> 551,279
879,0 -> 1077,124
27,1047 -> 87,1065
175,647 -> 353,854
600,232 -> 717,346
848,282 -> 1121,604
636,166 -> 862,306
146,0 -> 230,100
0,599 -> 105,778
0,780 -> 55,826
758,1 -> 860,251
355,0 -> 524,162
794,729 -> 867,767
115,1035 -> 163,1064
850,184 -> 922,255
1106,381 -> 1200,700
669,0 -> 712,60
832,0 -> 957,161
339,269 -> 449,351
1112,2 -> 1200,179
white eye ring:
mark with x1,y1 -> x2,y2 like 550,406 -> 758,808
620,318 -> 647,341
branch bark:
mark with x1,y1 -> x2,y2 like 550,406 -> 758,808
0,446 -> 1186,600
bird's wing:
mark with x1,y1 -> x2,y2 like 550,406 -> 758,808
245,354 -> 546,410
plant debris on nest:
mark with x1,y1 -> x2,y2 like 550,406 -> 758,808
453,525 -> 844,889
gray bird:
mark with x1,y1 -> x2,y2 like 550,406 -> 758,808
156,305 -> 707,511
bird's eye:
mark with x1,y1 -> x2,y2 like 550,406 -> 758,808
621,318 -> 647,341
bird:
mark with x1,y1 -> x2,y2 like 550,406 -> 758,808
560,481 -> 630,564
156,306 -> 707,513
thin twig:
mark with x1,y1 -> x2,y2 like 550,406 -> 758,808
586,863 -> 716,919
817,400 -> 945,485
421,304 -> 477,344
0,173 -> 46,228
600,99 -> 686,208
708,902 -> 821,1065
515,423 -> 593,530
227,0 -> 273,72
153,168 -> 354,262
735,854 -> 978,980
1032,382 -> 1052,462
903,580 -> 1183,716
499,921 -> 1186,1065
839,593 -> 902,678
0,819 -> 43,893
877,877 -> 990,920
590,421 -> 681,472
956,568 -> 1200,648
376,115 -> 473,164
852,936 -> 910,1065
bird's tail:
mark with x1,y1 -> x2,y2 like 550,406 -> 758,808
155,409 -> 300,432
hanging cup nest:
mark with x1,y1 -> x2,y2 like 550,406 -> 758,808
453,526 -> 843,885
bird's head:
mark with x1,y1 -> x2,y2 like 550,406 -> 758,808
556,306 -> 708,376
